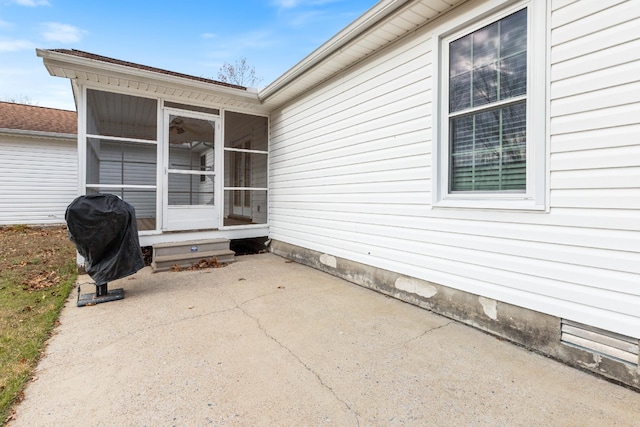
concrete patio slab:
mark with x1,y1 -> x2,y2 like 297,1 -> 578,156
8,253 -> 640,426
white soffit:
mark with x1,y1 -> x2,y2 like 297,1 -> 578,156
36,49 -> 268,114
259,0 -> 465,109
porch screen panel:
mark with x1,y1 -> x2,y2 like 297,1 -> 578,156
223,190 -> 267,225
223,151 -> 267,189
87,187 -> 157,231
86,89 -> 157,140
85,89 -> 158,230
223,111 -> 268,227
87,139 -> 156,186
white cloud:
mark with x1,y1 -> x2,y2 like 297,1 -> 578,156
203,30 -> 276,59
236,30 -> 276,49
271,0 -> 341,8
271,0 -> 299,8
0,38 -> 34,51
10,0 -> 50,6
201,33 -> 217,39
41,22 -> 84,43
0,20 -> 12,28
287,10 -> 325,28
270,0 -> 350,28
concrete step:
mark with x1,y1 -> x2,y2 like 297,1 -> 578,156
153,238 -> 231,257
152,249 -> 236,272
151,239 -> 235,272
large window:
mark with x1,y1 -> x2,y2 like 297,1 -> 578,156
435,1 -> 545,209
449,8 -> 527,192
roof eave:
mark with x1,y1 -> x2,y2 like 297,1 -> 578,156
258,0 -> 411,104
36,49 -> 262,105
0,128 -> 76,140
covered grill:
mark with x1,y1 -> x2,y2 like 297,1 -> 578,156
66,193 -> 144,306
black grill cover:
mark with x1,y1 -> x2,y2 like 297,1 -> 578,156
66,194 -> 144,284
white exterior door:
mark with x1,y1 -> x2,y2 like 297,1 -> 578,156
163,110 -> 220,231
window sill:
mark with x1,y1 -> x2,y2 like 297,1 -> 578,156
433,197 -> 546,212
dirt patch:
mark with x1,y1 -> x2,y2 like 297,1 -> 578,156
141,246 -> 152,266
0,226 -> 76,290
170,257 -> 224,272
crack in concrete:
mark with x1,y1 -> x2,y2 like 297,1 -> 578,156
234,303 -> 361,427
82,290 -> 280,353
405,321 -> 455,346
93,306 -> 238,352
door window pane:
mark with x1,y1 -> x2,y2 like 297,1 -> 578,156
168,174 -> 214,206
168,115 -> 215,206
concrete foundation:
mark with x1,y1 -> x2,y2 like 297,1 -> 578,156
270,240 -> 640,392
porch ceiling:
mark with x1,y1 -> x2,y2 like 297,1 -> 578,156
258,0 -> 466,110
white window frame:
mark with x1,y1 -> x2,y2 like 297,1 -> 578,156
432,0 -> 547,210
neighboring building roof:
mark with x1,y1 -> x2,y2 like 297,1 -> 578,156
47,49 -> 247,91
0,101 -> 77,134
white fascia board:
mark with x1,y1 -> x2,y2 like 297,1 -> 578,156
258,0 -> 411,103
0,128 -> 76,141
36,49 -> 261,105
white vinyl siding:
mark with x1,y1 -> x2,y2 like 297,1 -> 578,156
269,0 -> 640,338
0,134 -> 77,225
549,0 -> 640,212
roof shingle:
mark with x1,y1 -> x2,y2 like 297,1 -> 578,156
0,102 -> 77,134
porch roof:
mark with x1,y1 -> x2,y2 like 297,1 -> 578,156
37,48 -> 267,114
46,49 -> 246,91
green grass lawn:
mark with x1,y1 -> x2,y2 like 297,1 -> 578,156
0,226 -> 77,424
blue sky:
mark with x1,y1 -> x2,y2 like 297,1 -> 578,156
0,0 -> 377,110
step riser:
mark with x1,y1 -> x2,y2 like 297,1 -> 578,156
153,238 -> 230,257
151,239 -> 235,272
152,252 -> 236,272
155,242 -> 230,257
